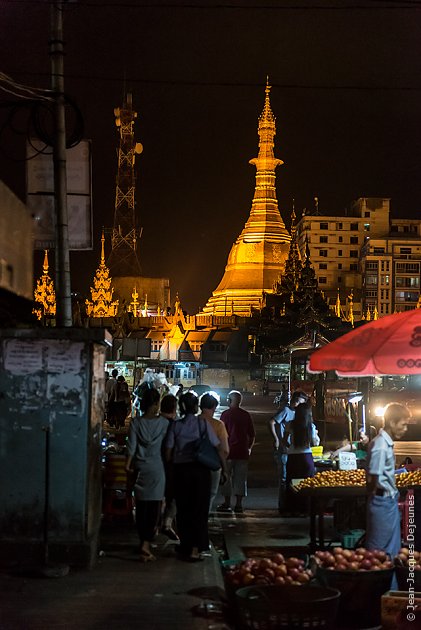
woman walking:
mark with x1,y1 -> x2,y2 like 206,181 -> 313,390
126,388 -> 169,562
165,391 -> 227,561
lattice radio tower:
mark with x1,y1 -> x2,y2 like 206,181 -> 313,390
107,92 -> 143,276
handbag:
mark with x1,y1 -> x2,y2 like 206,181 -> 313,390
194,418 -> 221,471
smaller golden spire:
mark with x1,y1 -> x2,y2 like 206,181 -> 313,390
33,250 -> 56,321
373,305 -> 379,320
86,233 -> 119,318
130,286 -> 139,315
335,289 -> 341,318
365,306 -> 371,321
347,291 -> 354,328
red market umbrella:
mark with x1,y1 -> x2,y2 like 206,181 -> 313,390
309,309 -> 421,376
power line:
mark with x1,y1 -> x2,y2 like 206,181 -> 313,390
3,0 -> 421,9
4,72 -> 421,92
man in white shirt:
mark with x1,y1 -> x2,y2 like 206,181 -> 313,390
366,402 -> 410,563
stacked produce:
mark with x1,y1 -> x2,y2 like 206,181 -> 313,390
314,547 -> 393,571
395,470 -> 421,488
223,553 -> 313,587
295,469 -> 366,491
394,547 -> 421,569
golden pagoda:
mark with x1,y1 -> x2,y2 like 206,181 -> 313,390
202,80 -> 291,316
86,232 -> 119,317
33,250 -> 56,321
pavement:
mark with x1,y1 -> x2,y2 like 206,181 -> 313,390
0,487 -> 313,630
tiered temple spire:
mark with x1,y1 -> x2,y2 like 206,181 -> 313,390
86,232 -> 119,318
202,80 -> 291,315
33,250 -> 56,321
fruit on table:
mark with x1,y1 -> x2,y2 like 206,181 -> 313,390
224,554 -> 313,587
296,469 -> 366,491
394,547 -> 421,570
314,547 -> 393,571
395,470 -> 421,488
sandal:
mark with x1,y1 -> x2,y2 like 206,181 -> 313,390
140,550 -> 156,563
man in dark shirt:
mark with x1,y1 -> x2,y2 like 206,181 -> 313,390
217,390 -> 255,514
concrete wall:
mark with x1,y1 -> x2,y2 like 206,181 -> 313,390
0,182 -> 33,299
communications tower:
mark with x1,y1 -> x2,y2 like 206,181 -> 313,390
107,92 -> 143,276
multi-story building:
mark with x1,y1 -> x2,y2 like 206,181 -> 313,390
296,197 -> 421,320
360,219 -> 421,316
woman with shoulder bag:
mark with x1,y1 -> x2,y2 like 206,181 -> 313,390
165,391 -> 227,562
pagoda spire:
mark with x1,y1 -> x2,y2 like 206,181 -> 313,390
33,250 -> 56,321
86,231 -> 119,318
247,78 -> 289,238
202,81 -> 291,316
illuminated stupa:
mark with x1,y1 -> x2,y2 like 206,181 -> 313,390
33,250 -> 56,321
85,232 -> 119,318
202,81 -> 291,316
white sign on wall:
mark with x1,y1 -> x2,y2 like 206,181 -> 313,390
27,139 -> 93,250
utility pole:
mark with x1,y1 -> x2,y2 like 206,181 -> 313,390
49,1 -> 72,326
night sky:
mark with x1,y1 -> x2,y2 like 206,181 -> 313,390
1,0 -> 421,313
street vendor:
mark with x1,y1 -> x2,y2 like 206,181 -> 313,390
329,426 -> 377,463
365,403 -> 410,571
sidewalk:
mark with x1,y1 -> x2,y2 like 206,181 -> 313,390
0,488 -> 311,630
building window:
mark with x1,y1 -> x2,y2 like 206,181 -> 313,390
364,223 -> 370,231
350,263 -> 358,271
337,222 -> 343,230
319,277 -> 327,284
338,250 -> 343,256
338,277 -> 342,283
366,276 -> 378,285
338,236 -> 343,243
395,276 -> 420,288
338,263 -> 342,270
350,236 -> 359,244
400,247 -> 412,254
364,211 -> 370,217
381,261 -> 389,272
320,222 -> 328,230
350,250 -> 359,258
319,263 -> 327,269
319,236 -> 328,243
380,275 -> 390,285
366,290 -> 378,298
373,247 -> 385,255
396,262 -> 420,273
319,250 -> 328,257
366,261 -> 378,270
350,223 -> 358,230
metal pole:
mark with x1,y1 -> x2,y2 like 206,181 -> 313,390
50,1 -> 72,326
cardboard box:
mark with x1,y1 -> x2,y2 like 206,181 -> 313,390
381,590 -> 421,629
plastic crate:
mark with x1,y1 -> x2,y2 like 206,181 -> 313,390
311,446 -> 323,458
235,584 -> 340,629
340,528 -> 365,549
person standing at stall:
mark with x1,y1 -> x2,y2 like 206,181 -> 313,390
269,390 -> 309,514
284,400 -> 320,515
366,402 -> 410,562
